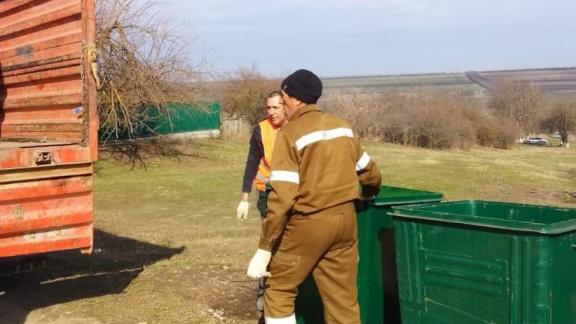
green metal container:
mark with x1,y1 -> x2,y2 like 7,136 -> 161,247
295,186 -> 442,324
390,200 -> 576,324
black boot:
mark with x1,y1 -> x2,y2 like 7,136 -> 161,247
258,314 -> 265,324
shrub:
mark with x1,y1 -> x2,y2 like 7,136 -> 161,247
487,80 -> 542,135
323,91 -> 518,150
540,100 -> 576,146
219,65 -> 279,127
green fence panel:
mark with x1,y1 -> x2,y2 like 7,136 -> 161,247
145,102 -> 221,135
99,102 -> 221,141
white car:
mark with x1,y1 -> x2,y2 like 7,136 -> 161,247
524,137 -> 550,146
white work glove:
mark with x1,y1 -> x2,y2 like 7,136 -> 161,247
236,201 -> 249,221
247,249 -> 272,279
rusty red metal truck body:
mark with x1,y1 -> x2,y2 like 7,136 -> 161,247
0,0 -> 97,258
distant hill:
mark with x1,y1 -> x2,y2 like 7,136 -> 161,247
465,67 -> 576,96
322,67 -> 576,98
322,72 -> 486,97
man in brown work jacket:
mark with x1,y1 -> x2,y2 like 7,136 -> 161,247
247,69 -> 382,324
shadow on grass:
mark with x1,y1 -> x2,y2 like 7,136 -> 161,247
0,229 -> 185,324
98,137 -> 199,169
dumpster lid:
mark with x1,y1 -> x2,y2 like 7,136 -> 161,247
390,200 -> 576,234
372,186 -> 442,206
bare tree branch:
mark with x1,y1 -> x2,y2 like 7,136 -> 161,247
95,0 -> 207,141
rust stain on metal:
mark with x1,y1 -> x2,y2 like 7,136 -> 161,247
15,44 -> 33,57
12,204 -> 24,219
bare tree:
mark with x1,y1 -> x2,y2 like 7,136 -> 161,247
218,65 -> 279,126
96,0 -> 206,140
487,80 -> 542,135
541,100 -> 576,147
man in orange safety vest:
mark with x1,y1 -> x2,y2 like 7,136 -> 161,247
236,90 -> 288,319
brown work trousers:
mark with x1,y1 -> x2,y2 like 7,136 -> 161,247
264,202 -> 360,324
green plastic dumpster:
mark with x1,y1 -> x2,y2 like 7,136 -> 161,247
390,200 -> 576,324
295,186 -> 442,324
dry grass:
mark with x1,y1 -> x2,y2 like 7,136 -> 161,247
1,138 -> 575,323
367,142 -> 576,205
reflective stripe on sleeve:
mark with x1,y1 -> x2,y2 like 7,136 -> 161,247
356,152 -> 370,171
255,174 -> 269,183
295,128 -> 354,151
270,170 -> 300,184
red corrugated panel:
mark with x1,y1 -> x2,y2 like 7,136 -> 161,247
0,175 -> 93,257
0,0 -> 90,143
0,0 -> 96,258
0,145 -> 92,169
0,224 -> 93,257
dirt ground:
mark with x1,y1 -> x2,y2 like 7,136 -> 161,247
0,230 -> 260,323
1,138 -> 575,323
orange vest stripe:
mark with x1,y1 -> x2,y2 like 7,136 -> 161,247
254,119 -> 277,191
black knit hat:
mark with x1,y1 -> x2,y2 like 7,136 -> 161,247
281,69 -> 323,104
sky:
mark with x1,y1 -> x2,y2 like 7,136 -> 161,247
165,0 -> 576,78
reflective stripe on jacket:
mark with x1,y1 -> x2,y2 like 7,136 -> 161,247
259,104 -> 382,251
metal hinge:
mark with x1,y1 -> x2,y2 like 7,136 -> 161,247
35,152 -> 53,165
